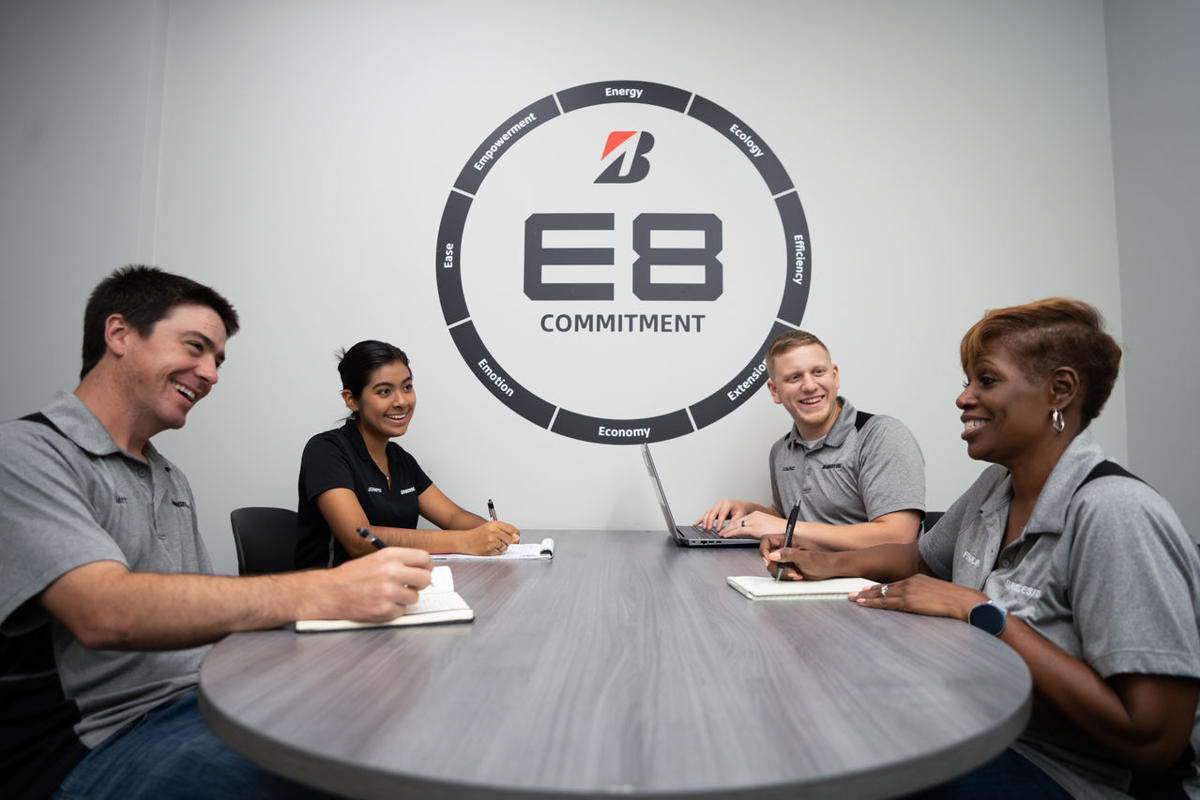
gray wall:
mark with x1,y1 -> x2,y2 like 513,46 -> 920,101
1106,0 -> 1200,541
1,0 -> 164,408
2,0 -> 1193,573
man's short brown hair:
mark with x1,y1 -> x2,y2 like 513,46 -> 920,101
766,330 -> 829,378
80,265 -> 239,379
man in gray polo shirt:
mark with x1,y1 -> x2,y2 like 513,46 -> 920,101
0,266 -> 433,799
697,330 -> 925,549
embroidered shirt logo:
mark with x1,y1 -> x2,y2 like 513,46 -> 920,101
399,487 -> 416,495
781,466 -> 797,472
367,487 -> 383,493
961,549 -> 981,567
170,499 -> 190,508
1004,579 -> 1042,600
821,464 -> 844,470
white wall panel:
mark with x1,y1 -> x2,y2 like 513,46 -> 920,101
3,0 -> 1139,572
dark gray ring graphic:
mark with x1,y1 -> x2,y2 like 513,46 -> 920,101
436,80 -> 810,444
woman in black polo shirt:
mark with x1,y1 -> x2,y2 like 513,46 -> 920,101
295,340 -> 519,568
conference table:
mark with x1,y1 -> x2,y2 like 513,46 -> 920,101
199,530 -> 1031,799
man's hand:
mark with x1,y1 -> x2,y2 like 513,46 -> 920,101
41,546 -> 438,650
317,547 -> 435,622
718,510 -> 787,539
457,521 -> 520,556
696,499 -> 775,533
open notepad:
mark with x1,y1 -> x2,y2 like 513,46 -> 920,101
432,537 -> 554,561
296,565 -> 473,632
727,575 -> 877,600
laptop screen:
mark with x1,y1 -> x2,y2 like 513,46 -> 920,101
641,444 -> 682,537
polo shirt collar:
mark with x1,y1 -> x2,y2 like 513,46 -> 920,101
1025,429 -> 1106,535
340,418 -> 375,464
783,396 -> 855,450
41,391 -> 156,460
973,429 -> 1107,542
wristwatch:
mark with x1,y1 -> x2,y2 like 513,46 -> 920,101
967,601 -> 1008,636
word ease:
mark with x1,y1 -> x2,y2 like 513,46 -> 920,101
726,361 -> 767,401
605,87 -> 644,100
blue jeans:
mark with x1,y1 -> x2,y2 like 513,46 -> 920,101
903,749 -> 1071,799
55,691 -> 335,799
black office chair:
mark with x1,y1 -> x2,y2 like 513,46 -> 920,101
230,506 -> 298,575
921,511 -> 944,535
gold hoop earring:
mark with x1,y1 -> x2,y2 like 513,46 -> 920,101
1051,408 -> 1065,433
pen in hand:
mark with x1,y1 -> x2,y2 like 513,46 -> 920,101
356,526 -> 386,550
487,499 -> 497,522
775,504 -> 801,582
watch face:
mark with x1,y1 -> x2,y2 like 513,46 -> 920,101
969,602 -> 1006,636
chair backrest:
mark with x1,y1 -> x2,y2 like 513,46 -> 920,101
230,506 -> 298,575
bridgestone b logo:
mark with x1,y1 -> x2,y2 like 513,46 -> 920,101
436,80 -> 811,445
595,131 -> 655,184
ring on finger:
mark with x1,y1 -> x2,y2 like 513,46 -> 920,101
880,584 -> 889,598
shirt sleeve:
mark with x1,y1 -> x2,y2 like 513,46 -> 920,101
298,433 -> 357,504
769,436 -> 783,513
918,464 -> 1006,581
1065,478 -> 1200,680
917,495 -> 965,580
0,424 -> 128,632
402,448 -> 433,496
855,416 -> 926,520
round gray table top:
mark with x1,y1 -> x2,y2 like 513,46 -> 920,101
199,530 -> 1031,800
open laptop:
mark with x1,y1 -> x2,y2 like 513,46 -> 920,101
641,444 -> 760,547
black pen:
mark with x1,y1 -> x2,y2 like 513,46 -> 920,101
356,526 -> 385,550
775,504 -> 801,582
487,499 -> 497,522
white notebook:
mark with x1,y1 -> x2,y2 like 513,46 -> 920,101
727,575 -> 876,600
432,537 -> 555,561
296,565 -> 473,631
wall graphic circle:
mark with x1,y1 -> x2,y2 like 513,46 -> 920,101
436,80 -> 810,444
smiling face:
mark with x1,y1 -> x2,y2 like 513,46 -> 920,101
957,341 -> 1054,467
344,360 -> 416,445
767,343 -> 841,441
120,303 -> 227,435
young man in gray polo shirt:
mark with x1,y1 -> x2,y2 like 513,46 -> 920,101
697,330 -> 925,549
0,266 -> 433,799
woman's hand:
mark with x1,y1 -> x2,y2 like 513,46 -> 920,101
457,521 -> 520,555
848,573 -> 986,620
761,537 -> 925,584
760,534 -> 840,580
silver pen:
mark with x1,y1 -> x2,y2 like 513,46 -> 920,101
356,526 -> 386,550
